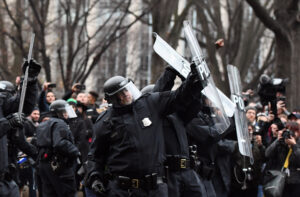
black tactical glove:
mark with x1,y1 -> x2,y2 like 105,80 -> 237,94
165,65 -> 186,81
91,179 -> 106,195
22,59 -> 41,78
6,112 -> 26,129
190,61 -> 208,89
190,61 -> 198,77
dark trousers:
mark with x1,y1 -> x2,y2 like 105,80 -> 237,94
167,169 -> 205,197
0,180 -> 20,197
38,162 -> 76,197
106,179 -> 168,197
19,166 -> 36,197
200,177 -> 217,197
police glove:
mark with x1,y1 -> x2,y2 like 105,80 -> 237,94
7,112 -> 26,129
190,62 -> 208,89
166,66 -> 185,81
22,59 -> 41,78
91,179 -> 106,195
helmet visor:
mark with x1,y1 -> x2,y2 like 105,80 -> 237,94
65,104 -> 77,119
115,81 -> 141,106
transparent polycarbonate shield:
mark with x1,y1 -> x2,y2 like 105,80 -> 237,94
153,32 -> 235,119
65,104 -> 77,119
216,88 -> 236,118
183,20 -> 230,134
153,33 -> 190,78
227,64 -> 254,164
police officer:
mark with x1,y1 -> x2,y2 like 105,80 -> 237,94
141,67 -> 206,197
0,60 -> 41,197
186,104 -> 234,197
86,63 -> 204,197
36,99 -> 80,197
0,96 -> 25,197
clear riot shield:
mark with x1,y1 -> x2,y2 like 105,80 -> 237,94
153,33 -> 190,78
153,32 -> 235,119
183,21 -> 231,134
227,64 -> 254,164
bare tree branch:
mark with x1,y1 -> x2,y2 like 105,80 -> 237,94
245,0 -> 289,42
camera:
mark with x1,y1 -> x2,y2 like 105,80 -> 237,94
277,96 -> 286,102
257,74 -> 288,117
258,74 -> 288,105
254,119 -> 268,136
48,83 -> 56,88
75,84 -> 86,91
282,129 -> 295,140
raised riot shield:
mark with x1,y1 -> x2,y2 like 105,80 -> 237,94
183,21 -> 231,134
227,64 -> 254,164
153,33 -> 190,78
153,32 -> 235,119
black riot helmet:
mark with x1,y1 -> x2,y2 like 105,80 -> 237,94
0,81 -> 15,96
141,84 -> 155,94
103,76 -> 141,106
49,99 -> 77,119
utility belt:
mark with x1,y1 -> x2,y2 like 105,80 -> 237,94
114,173 -> 164,191
165,155 -> 191,171
38,149 -> 73,172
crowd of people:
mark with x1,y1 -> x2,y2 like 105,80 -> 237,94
0,59 -> 299,197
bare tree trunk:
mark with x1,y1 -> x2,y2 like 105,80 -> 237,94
0,4 -> 11,80
290,26 -> 300,111
246,0 -> 300,110
150,0 -> 179,83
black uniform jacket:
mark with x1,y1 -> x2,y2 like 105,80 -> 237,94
88,73 -> 202,180
36,118 -> 79,159
0,80 -> 38,171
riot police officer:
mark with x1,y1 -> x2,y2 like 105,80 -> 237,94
0,60 -> 41,197
36,99 -> 80,197
141,67 -> 206,197
186,104 -> 234,197
86,63 -> 204,197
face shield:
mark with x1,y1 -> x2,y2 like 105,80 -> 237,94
111,81 -> 141,106
65,104 -> 77,118
55,104 -> 77,119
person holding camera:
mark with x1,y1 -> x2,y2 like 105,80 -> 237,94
38,82 -> 56,113
264,121 -> 300,196
62,83 -> 86,101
